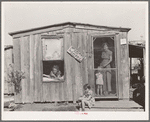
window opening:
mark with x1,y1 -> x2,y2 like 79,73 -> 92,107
42,36 -> 64,82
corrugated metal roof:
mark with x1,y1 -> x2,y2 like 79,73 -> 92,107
9,22 -> 131,36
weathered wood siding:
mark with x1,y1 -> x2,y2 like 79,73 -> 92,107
116,34 -> 122,99
13,35 -> 43,103
120,32 -> 130,100
13,25 -> 130,103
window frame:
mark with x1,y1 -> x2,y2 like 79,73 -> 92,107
41,35 -> 65,83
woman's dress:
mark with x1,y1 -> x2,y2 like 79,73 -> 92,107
100,50 -> 112,93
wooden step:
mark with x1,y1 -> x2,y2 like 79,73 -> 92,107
85,108 -> 144,111
93,101 -> 143,108
83,100 -> 144,111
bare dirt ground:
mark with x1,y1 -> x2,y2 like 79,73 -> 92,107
14,103 -> 78,111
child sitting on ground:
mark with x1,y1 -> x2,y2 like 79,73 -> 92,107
78,84 -> 95,111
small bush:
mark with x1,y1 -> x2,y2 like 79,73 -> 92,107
7,64 -> 25,94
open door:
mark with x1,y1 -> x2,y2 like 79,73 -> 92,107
92,36 -> 118,98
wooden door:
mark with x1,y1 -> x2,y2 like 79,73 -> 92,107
92,35 -> 118,98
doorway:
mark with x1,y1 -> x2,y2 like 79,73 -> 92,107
93,36 -> 118,98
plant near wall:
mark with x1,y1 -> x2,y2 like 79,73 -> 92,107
7,64 -> 25,94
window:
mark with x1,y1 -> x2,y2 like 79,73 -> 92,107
42,36 -> 64,82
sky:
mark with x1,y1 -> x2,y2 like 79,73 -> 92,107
2,2 -> 148,45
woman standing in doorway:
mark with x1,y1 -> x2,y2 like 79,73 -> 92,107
100,43 -> 112,95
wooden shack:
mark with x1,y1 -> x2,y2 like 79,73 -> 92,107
9,22 -> 131,103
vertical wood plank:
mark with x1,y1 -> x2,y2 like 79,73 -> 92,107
47,84 -> 51,102
84,33 -> 89,85
60,35 -> 64,101
116,34 -> 122,99
77,33 -> 83,98
48,84 -> 51,102
61,82 -> 64,101
30,35 -> 35,103
74,33 -> 80,100
114,35 -> 118,95
122,32 -> 130,100
55,82 -> 59,101
64,28 -> 73,101
119,32 -> 130,100
119,33 -> 124,99
34,34 -> 40,102
39,34 -> 43,102
126,32 -> 130,99
42,83 -> 51,102
50,83 -> 55,102
34,34 -> 37,102
24,36 -> 30,103
58,83 -> 63,101
20,37 -> 26,103
71,32 -> 77,103
13,38 -> 22,103
82,32 -> 89,91
42,83 -> 46,102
